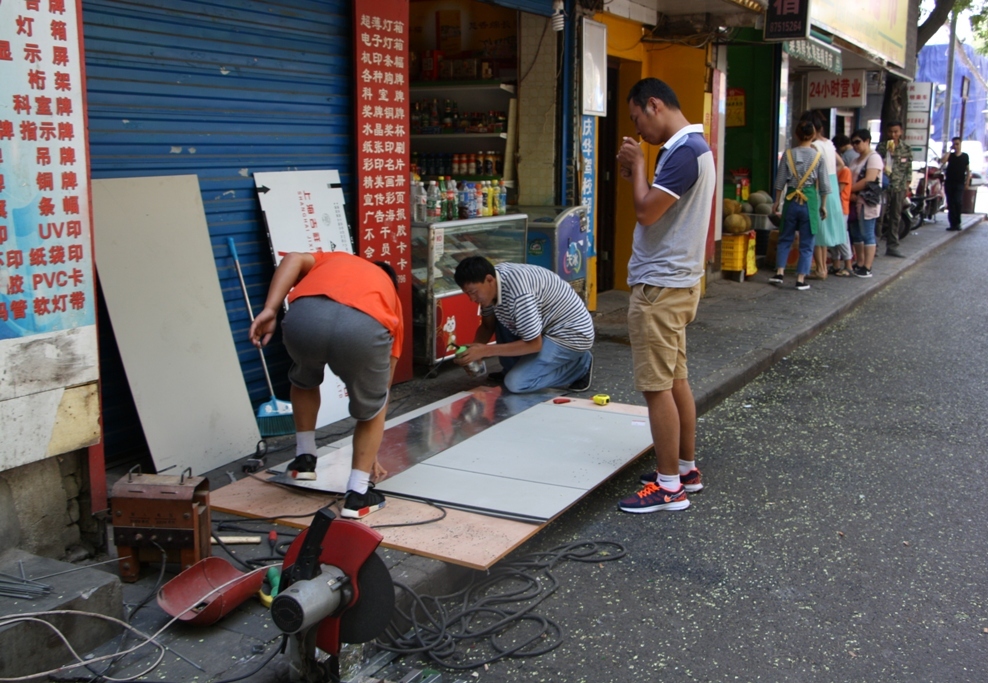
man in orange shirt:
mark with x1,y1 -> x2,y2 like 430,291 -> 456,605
249,252 -> 402,519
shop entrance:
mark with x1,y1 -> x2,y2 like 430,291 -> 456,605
596,63 -> 621,292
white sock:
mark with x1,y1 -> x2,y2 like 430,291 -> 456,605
657,472 -> 682,491
296,431 -> 316,456
679,459 -> 696,475
347,469 -> 371,495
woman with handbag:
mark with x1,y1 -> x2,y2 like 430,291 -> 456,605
847,129 -> 884,278
803,111 -> 848,280
769,119 -> 830,291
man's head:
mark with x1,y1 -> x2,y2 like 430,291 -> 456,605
952,137 -> 962,152
626,78 -> 681,146
454,256 -> 498,307
886,122 -> 903,142
833,134 -> 851,151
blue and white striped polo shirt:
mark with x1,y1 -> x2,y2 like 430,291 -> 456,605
628,123 -> 716,288
481,262 -> 594,351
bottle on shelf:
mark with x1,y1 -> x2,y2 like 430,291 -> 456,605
425,180 -> 441,223
483,151 -> 495,176
413,181 -> 427,223
474,181 -> 484,217
445,177 -> 457,221
490,181 -> 500,216
499,180 -> 508,214
475,151 -> 484,176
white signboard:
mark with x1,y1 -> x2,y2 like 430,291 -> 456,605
908,82 -> 933,112
253,170 -> 352,260
806,69 -> 867,109
253,170 -> 354,429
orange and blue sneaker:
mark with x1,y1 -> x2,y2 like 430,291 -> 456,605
341,485 -> 386,519
639,468 -> 704,492
618,482 -> 690,513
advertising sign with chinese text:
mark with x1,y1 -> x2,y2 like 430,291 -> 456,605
764,0 -> 812,42
725,88 -> 745,128
579,115 -> 596,260
354,0 -> 412,382
810,0 -> 908,68
806,70 -> 866,109
1,0 -> 99,470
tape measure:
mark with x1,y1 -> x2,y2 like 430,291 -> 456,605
592,394 -> 610,406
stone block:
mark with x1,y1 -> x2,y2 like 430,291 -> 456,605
0,549 -> 123,679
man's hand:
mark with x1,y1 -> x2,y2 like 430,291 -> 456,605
616,137 -> 644,179
371,459 -> 388,483
453,343 -> 487,365
249,308 -> 278,348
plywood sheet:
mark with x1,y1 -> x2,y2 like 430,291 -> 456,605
209,473 -> 540,570
92,175 -> 261,475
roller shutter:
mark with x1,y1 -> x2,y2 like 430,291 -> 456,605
83,0 -> 353,466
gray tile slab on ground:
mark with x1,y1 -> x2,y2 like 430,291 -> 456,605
70,211 -> 979,683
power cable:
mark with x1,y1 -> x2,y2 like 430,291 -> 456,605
376,540 -> 625,670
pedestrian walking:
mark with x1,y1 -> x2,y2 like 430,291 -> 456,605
614,77 -> 715,513
941,137 -> 970,231
769,119 -> 830,291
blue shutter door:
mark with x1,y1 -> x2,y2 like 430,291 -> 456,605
83,0 -> 353,466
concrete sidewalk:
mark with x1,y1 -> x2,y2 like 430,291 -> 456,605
51,211 -> 983,682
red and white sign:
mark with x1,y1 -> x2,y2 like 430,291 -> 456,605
0,0 -> 95,338
806,70 -> 867,109
908,82 -> 933,113
353,0 -> 412,381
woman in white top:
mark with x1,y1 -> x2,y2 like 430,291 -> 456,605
847,128 -> 884,278
805,112 -> 847,279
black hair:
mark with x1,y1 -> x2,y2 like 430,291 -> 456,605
627,78 -> 681,111
454,255 -> 496,288
952,136 -> 962,143
795,120 -> 816,142
886,120 -> 903,130
852,128 -> 871,142
832,133 -> 850,148
800,110 -> 825,132
373,261 -> 399,290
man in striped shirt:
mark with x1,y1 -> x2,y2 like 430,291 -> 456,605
453,256 -> 594,393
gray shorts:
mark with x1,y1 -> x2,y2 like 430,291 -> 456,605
281,296 -> 393,421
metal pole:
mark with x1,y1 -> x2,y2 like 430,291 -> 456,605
942,10 -> 957,155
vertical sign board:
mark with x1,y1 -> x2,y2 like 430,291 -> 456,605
579,115 -> 596,260
353,0 -> 413,383
763,0 -> 812,42
253,170 -> 354,429
906,82 -> 934,163
0,0 -> 100,472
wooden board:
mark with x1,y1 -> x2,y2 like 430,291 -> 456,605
209,473 -> 540,571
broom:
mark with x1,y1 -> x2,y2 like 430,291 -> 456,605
228,238 -> 295,437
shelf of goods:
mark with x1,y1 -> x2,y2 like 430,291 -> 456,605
409,80 -> 516,188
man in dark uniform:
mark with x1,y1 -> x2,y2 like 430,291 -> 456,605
942,137 -> 970,231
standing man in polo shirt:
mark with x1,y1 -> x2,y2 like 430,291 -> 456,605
249,251 -> 402,519
615,77 -> 715,513
453,256 -> 594,394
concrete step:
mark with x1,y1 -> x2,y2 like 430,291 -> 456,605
0,549 -> 123,680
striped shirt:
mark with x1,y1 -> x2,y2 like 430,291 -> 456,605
482,262 -> 594,351
775,146 -> 831,196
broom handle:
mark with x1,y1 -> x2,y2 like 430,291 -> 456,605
228,238 -> 277,397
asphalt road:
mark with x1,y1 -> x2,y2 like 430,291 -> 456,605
392,224 -> 988,682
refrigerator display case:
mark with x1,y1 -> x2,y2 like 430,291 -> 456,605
515,205 -> 590,300
411,214 -> 528,365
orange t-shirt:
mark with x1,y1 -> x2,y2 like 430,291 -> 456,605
837,166 -> 852,215
287,252 -> 404,358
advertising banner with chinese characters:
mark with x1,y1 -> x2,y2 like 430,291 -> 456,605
806,69 -> 866,109
725,88 -> 745,128
763,0 -> 812,42
906,82 -> 934,161
0,0 -> 100,471
811,0 -> 908,68
354,0 -> 412,382
579,115 -> 596,261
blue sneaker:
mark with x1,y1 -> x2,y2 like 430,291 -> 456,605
618,483 -> 690,513
639,467 -> 704,492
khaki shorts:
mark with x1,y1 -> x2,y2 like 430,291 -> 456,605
628,284 -> 701,392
